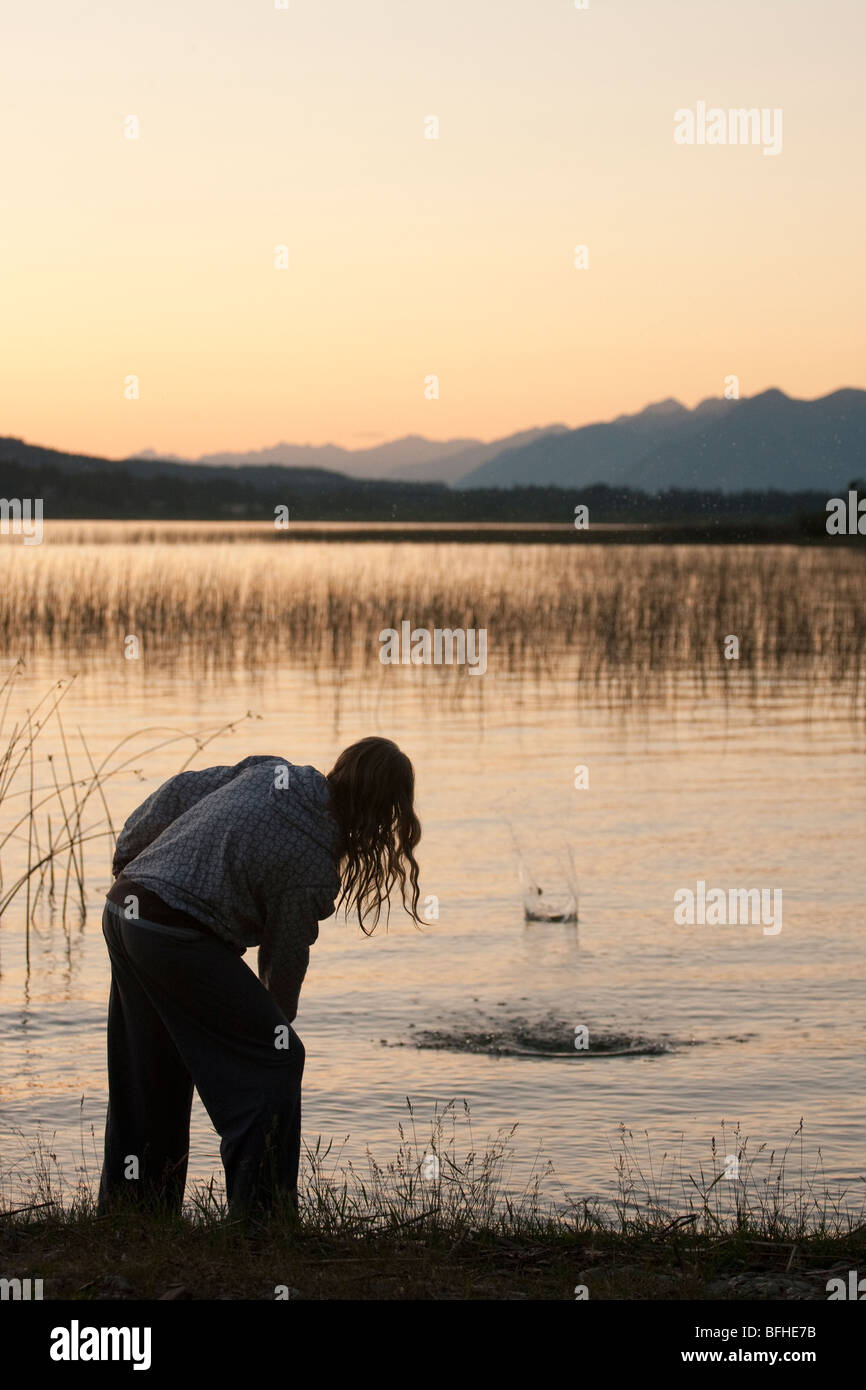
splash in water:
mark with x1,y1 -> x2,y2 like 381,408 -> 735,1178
384,1015 -> 702,1059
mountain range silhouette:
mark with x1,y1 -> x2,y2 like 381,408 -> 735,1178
2,388 -> 863,495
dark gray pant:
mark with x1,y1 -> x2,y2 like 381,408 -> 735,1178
98,899 -> 304,1221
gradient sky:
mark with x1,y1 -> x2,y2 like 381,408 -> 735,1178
2,0 -> 864,457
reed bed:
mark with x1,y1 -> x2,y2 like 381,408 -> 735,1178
0,659 -> 253,934
1,542 -> 865,695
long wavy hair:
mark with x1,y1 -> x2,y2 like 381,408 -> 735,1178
326,737 -> 421,933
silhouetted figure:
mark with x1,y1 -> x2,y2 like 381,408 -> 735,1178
98,738 -> 421,1227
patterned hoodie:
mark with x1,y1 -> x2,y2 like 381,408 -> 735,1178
111,755 -> 342,1022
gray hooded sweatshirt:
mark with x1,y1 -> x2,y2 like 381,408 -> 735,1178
111,755 -> 342,1021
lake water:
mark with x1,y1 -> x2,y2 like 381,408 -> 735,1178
1,532 -> 864,1221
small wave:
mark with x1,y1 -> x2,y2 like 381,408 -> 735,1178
391,1017 -> 700,1059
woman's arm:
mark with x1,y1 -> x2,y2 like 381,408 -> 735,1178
257,884 -> 338,1022
112,755 -> 278,878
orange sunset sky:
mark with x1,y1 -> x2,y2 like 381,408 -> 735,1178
2,0 -> 865,458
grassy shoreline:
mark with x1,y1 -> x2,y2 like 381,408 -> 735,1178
3,1200 -> 864,1301
3,1112 -> 864,1301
